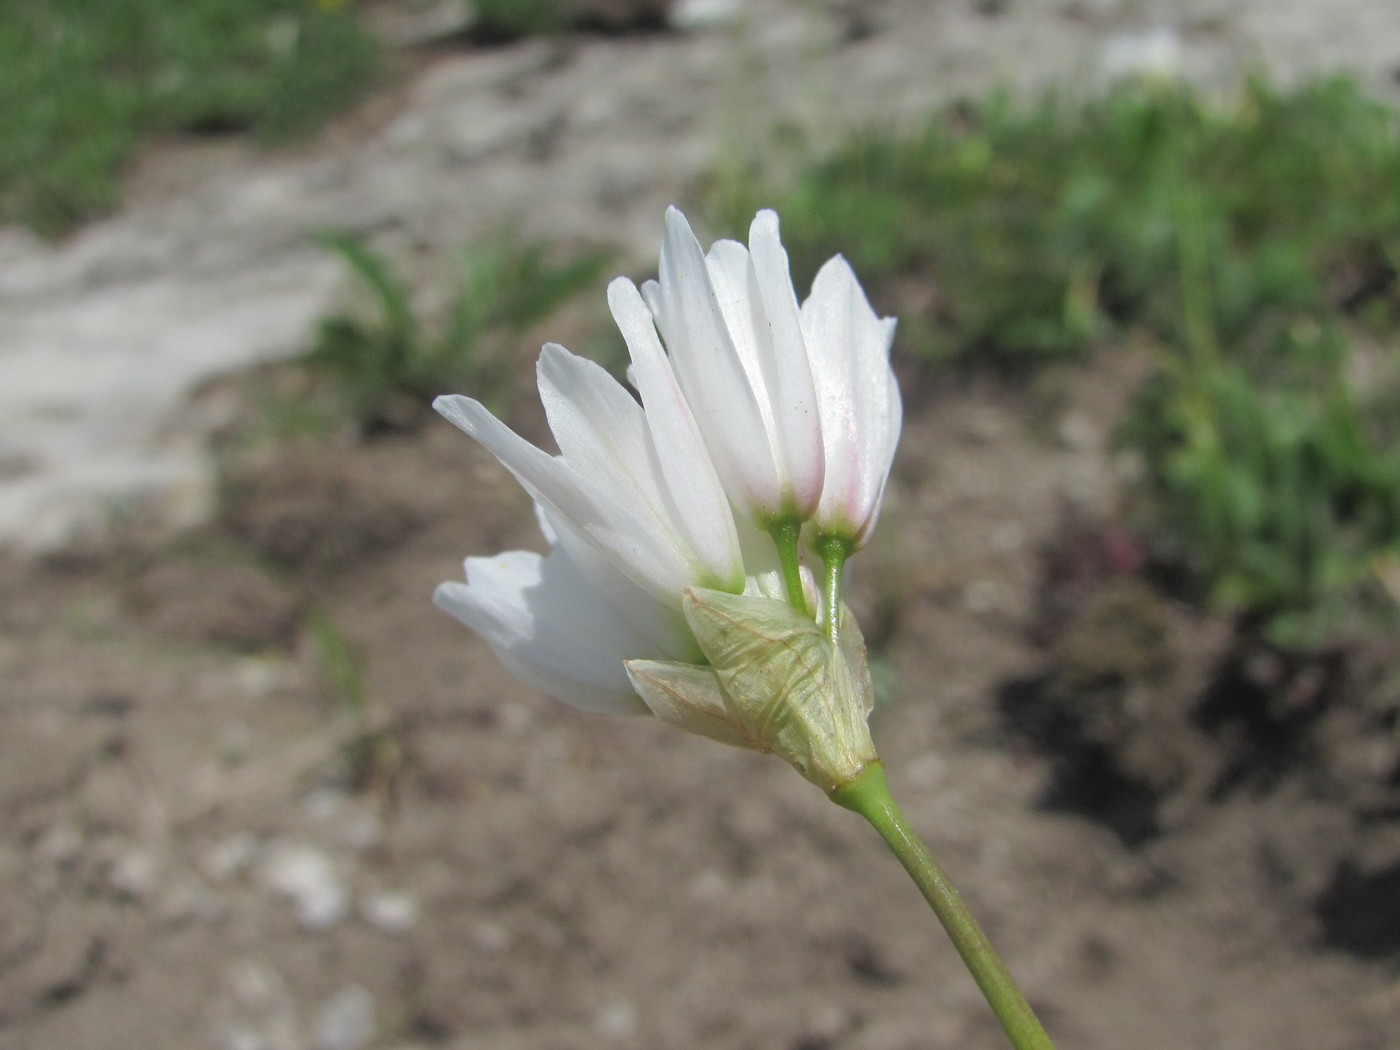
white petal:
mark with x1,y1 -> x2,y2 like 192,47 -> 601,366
801,256 -> 902,545
537,503 -> 701,662
607,278 -> 745,591
433,394 -> 690,601
747,210 -> 824,517
434,550 -> 648,715
536,344 -> 678,546
655,207 -> 779,521
703,238 -> 766,391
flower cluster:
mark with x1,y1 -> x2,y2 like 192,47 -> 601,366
434,207 -> 900,785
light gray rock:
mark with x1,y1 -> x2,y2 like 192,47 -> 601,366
315,985 -> 376,1050
258,841 -> 349,930
0,0 -> 1396,550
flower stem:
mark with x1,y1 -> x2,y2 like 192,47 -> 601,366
832,763 -> 1056,1050
816,533 -> 850,645
769,519 -> 811,617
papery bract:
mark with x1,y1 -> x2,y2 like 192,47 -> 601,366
626,588 -> 878,794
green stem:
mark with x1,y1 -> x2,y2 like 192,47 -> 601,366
816,533 -> 851,645
769,518 -> 811,618
832,763 -> 1056,1050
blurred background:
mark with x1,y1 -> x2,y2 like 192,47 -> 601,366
2,2 -> 1399,1048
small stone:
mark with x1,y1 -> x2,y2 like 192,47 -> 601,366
203,833 -> 260,882
1102,26 -> 1185,81
108,846 -> 161,900
670,0 -> 746,30
468,920 -> 511,952
361,890 -> 418,932
259,842 -> 349,930
316,984 -> 375,1050
593,999 -> 638,1040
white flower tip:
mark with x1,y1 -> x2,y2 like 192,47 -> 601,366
663,206 -> 701,248
433,394 -> 485,436
606,275 -> 641,312
813,252 -> 858,292
750,208 -> 780,243
431,578 -> 474,626
538,341 -> 572,370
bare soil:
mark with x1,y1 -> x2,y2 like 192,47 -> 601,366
6,3 -> 1400,1048
3,340 -> 1399,1050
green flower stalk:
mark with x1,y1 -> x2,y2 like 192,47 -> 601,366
434,207 -> 1055,1049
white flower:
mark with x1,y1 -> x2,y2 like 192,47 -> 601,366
639,207 -> 825,528
433,206 -> 901,725
802,254 -> 901,548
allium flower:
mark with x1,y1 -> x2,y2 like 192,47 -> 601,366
434,207 -> 900,771
431,216 -> 1057,1047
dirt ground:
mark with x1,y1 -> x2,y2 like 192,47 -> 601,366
3,340 -> 1399,1049
5,3 -> 1400,1050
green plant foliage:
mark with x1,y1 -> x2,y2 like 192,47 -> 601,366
717,77 -> 1400,365
306,231 -> 611,432
309,607 -> 367,717
1128,326 -> 1400,649
0,0 -> 379,235
472,0 -> 567,40
718,76 -> 1400,648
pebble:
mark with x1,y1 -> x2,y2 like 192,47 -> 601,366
593,999 -> 638,1040
258,842 -> 349,930
1102,25 -> 1186,81
468,920 -> 511,952
361,890 -> 418,932
202,833 -> 260,882
316,984 -> 375,1050
670,0 -> 746,30
108,846 -> 161,901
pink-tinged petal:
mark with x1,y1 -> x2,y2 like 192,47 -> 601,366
747,209 -> 824,517
434,550 -> 648,715
801,255 -> 902,545
607,279 -> 745,591
654,207 -> 779,521
433,394 -> 690,601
